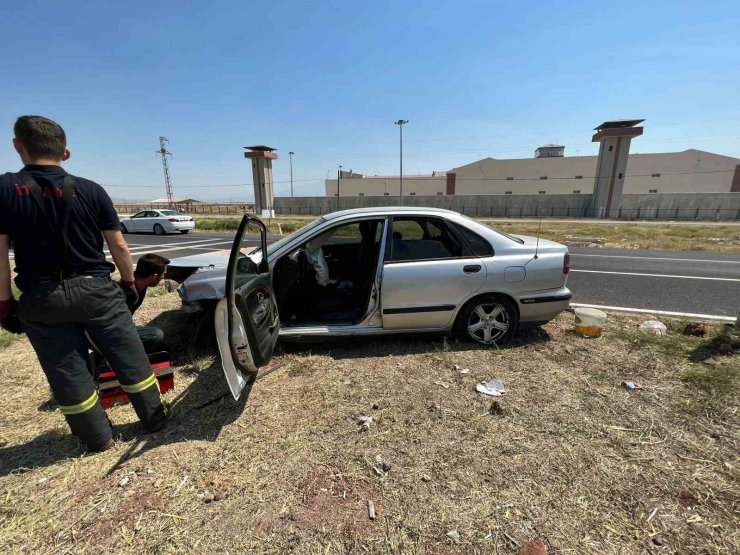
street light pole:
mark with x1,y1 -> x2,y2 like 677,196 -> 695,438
337,165 -> 343,210
394,119 -> 409,199
289,151 -> 295,197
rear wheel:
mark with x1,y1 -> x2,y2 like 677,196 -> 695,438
121,223 -> 128,234
453,295 -> 518,346
153,224 -> 166,236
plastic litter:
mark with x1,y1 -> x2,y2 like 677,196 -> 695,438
639,320 -> 668,336
622,381 -> 644,391
574,307 -> 607,337
476,378 -> 506,396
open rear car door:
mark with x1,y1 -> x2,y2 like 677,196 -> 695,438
215,215 -> 279,400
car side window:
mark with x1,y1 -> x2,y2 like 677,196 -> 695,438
132,211 -> 146,218
450,222 -> 494,257
324,222 -> 363,245
390,217 -> 463,262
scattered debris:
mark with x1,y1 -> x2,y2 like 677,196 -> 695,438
358,415 -> 373,432
199,491 -> 215,503
702,358 -> 720,367
434,380 -> 450,389
366,500 -> 376,520
446,529 -> 461,544
476,378 -> 506,397
453,364 -> 461,371
652,535 -> 665,546
421,474 -> 432,482
36,477 -> 48,485
118,476 -> 130,487
519,539 -> 548,555
381,462 -> 392,473
459,368 -> 470,374
174,473 -> 189,494
372,402 -> 379,410
639,320 -> 668,336
683,323 -> 706,337
489,400 -> 505,416
574,307 -> 607,337
622,381 -> 644,391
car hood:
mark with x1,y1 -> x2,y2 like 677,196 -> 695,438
169,250 -> 232,269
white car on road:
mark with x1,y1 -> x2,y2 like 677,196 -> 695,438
120,209 -> 196,235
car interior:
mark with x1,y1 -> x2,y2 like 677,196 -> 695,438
272,219 -> 385,324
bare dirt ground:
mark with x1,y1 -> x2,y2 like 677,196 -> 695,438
0,291 -> 738,554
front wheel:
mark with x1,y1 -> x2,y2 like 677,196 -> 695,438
453,295 -> 518,346
153,224 -> 166,236
121,224 -> 128,234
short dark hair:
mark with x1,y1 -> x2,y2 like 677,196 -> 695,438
135,253 -> 170,278
14,116 -> 67,160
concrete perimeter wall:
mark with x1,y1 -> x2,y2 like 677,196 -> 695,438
274,193 -> 740,220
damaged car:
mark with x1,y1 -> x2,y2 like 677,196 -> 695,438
167,207 -> 571,399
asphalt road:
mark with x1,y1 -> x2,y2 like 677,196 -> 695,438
118,231 -> 740,319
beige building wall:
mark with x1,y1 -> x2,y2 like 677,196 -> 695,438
451,156 -> 596,195
323,150 -> 739,197
623,150 -> 738,193
325,175 -> 446,197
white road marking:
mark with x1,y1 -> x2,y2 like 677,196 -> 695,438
104,237 -> 231,257
570,303 -> 736,322
570,269 -> 740,282
105,239 -> 233,260
571,253 -> 740,264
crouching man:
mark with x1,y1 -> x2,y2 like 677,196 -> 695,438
130,253 -> 170,353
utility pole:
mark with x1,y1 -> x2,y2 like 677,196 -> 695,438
156,136 -> 174,207
394,120 -> 408,198
337,165 -> 343,211
289,151 -> 295,197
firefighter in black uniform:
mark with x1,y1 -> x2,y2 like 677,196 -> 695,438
0,116 -> 168,452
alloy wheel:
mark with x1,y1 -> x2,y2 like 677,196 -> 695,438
467,302 -> 510,345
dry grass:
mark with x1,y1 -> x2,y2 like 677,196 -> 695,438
1,291 -> 738,554
485,221 -> 740,252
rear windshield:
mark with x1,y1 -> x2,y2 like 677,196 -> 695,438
459,215 -> 524,244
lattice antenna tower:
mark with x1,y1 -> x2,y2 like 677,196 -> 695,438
156,136 -> 174,207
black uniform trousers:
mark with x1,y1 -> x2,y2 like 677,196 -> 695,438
19,276 -> 168,449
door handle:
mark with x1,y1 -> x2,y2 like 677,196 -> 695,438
463,264 -> 481,273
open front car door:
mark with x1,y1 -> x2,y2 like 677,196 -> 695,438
215,215 -> 279,400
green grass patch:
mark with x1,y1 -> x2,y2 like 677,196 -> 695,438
0,329 -> 21,350
194,217 -> 310,235
682,359 -> 739,400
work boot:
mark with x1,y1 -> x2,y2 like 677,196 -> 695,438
88,438 -> 115,453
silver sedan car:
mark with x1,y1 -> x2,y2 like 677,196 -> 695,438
167,207 -> 571,400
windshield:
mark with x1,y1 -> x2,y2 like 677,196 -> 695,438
266,217 -> 325,257
160,210 -> 184,216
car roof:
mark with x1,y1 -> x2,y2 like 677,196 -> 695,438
323,206 -> 458,220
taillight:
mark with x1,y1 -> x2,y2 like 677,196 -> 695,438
168,218 -> 178,222
563,253 -> 570,274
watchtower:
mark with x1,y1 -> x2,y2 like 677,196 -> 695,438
591,119 -> 644,217
244,145 -> 278,217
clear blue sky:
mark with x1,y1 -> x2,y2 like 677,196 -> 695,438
1,0 -> 739,200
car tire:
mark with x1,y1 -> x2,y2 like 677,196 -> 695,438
121,224 -> 128,234
180,230 -> 190,234
153,224 -> 166,236
453,294 -> 518,346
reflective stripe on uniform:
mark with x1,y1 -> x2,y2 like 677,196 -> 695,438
120,374 -> 158,394
59,391 -> 99,415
